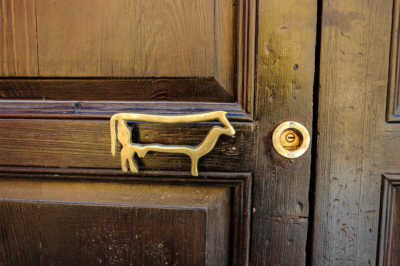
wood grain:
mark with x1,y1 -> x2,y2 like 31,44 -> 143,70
0,78 -> 234,102
0,119 -> 255,173
0,0 -> 38,76
36,0 -> 217,77
0,170 -> 252,265
0,0 -> 262,106
251,217 -> 308,266
251,0 -> 317,265
0,178 -> 231,266
312,0 -> 394,265
0,101 -> 251,121
236,0 -> 257,115
0,1 -> 322,264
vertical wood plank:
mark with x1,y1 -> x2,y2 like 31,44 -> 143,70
312,0 -> 393,265
0,0 -> 38,76
252,0 -> 317,265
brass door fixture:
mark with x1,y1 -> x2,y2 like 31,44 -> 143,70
272,121 -> 311,159
110,111 -> 235,176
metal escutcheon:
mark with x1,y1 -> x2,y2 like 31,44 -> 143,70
272,121 -> 310,159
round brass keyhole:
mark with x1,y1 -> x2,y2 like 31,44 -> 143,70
272,122 -> 310,158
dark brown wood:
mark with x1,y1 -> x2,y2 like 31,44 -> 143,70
0,101 -> 252,121
251,0 -> 317,265
0,119 -> 255,173
0,178 -> 230,266
236,0 -> 257,115
251,217 -> 308,265
0,78 -> 233,102
0,0 -> 258,106
1,201 -> 210,266
312,0 -> 395,264
35,0 -> 231,87
0,171 -> 252,266
0,0 -> 319,265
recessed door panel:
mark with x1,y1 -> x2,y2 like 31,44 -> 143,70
0,178 -> 233,266
0,0 -> 239,102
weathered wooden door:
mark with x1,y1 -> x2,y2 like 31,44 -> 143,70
311,0 -> 400,265
0,0 -> 318,265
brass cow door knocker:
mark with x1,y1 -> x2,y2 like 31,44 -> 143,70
110,111 -> 235,176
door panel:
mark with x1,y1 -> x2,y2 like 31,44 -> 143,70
2,201 -> 210,266
0,0 -> 241,102
0,0 -> 256,110
1,0 -> 234,79
312,0 -> 396,265
0,0 -> 319,265
36,0 -> 220,78
0,175 -> 250,266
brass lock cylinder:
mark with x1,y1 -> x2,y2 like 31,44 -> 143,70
272,121 -> 310,159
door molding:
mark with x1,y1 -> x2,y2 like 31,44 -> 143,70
387,0 -> 400,122
378,174 -> 400,266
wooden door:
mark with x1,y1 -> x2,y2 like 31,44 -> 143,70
0,0 -> 317,265
311,0 -> 400,265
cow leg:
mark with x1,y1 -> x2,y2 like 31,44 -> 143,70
127,153 -> 138,173
120,147 -> 130,172
190,157 -> 199,176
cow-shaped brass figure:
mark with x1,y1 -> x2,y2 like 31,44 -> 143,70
110,111 -> 235,176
